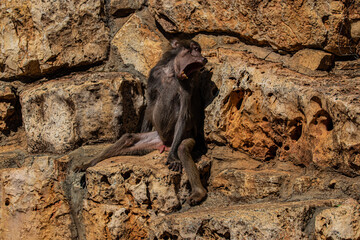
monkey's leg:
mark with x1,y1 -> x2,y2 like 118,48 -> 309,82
74,131 -> 163,172
178,138 -> 207,205
140,107 -> 153,132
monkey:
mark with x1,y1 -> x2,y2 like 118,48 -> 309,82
74,39 -> 208,205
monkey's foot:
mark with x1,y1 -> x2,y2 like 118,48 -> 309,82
165,154 -> 183,172
188,187 -> 207,206
167,160 -> 183,173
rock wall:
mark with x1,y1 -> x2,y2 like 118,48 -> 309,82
0,0 -> 360,239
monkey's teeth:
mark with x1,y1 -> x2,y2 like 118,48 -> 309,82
181,71 -> 188,79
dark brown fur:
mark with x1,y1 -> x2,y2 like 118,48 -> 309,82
75,39 -> 208,205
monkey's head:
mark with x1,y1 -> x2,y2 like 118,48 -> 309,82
171,39 -> 208,80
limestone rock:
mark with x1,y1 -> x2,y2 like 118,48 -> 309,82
112,10 -> 168,77
289,49 -> 334,72
0,0 -> 109,80
0,85 -> 15,101
315,198 -> 360,239
332,59 -> 360,76
211,169 -> 290,202
150,199 -> 343,239
0,149 -> 26,169
81,152 -> 211,239
351,20 -> 360,41
108,0 -> 145,16
149,0 -> 359,55
0,83 -> 20,132
0,156 -> 73,239
203,44 -> 360,176
20,72 -> 145,153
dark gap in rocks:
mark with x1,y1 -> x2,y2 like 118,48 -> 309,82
112,9 -> 135,18
288,118 -> 303,141
311,110 -> 334,131
265,145 -> 278,161
0,86 -> 23,138
101,175 -> 111,185
121,170 -> 132,181
159,232 -> 179,240
1,60 -> 106,84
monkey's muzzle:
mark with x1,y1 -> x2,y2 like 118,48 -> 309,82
179,58 -> 207,80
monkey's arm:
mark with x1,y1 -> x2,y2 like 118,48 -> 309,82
166,93 -> 192,172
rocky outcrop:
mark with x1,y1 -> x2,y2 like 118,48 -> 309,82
149,0 -> 360,56
0,0 -> 360,239
0,0 -> 109,80
150,199 -> 344,240
20,72 -> 145,153
0,156 -> 73,239
0,83 -> 20,132
63,145 -> 360,239
315,198 -> 360,239
194,34 -> 360,177
111,10 -> 169,77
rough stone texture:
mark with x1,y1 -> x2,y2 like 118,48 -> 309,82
315,198 -> 360,240
20,72 -> 145,153
288,49 -> 334,72
58,144 -> 360,239
351,20 -> 360,40
0,0 -> 109,80
108,0 -> 145,16
112,10 -> 169,77
0,156 -> 73,240
80,151 -> 211,239
149,0 -> 360,56
0,83 -> 18,131
200,37 -> 360,177
0,1 -> 360,239
150,199 -> 344,240
211,169 -> 290,202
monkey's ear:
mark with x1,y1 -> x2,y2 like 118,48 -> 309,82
170,39 -> 180,49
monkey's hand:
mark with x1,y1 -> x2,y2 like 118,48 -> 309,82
166,153 -> 183,173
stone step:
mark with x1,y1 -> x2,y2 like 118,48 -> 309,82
83,148 -> 297,215
78,147 -> 360,239
82,145 -> 360,213
149,199 -> 347,240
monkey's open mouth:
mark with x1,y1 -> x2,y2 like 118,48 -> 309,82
180,62 -> 205,80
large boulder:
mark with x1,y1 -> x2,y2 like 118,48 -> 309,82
315,198 -> 360,239
0,156 -> 73,239
20,72 -> 145,153
0,0 -> 109,80
111,10 -> 169,77
198,35 -> 360,177
149,0 -> 360,56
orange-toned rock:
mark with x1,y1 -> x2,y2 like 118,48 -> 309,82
203,42 -> 360,176
315,199 -> 360,239
0,0 -> 109,80
289,49 -> 334,72
80,151 -> 211,239
149,0 -> 359,56
150,199 -> 344,240
112,10 -> 169,77
0,156 -> 73,239
0,84 -> 20,132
